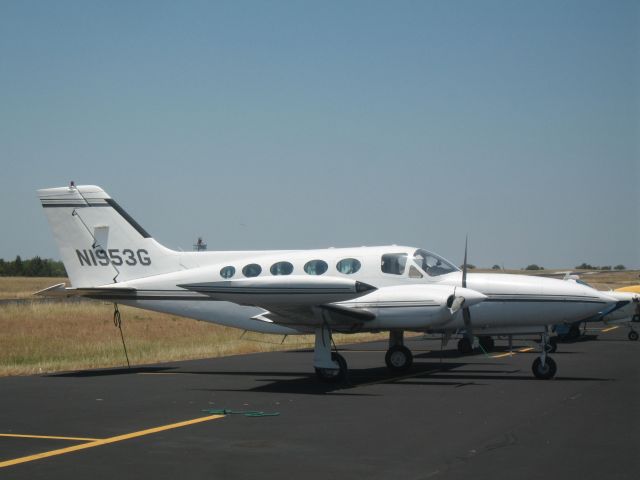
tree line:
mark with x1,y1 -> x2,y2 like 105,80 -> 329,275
0,256 -> 67,277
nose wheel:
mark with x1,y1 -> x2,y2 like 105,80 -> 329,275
628,330 -> 639,341
532,356 -> 557,379
532,328 -> 557,379
385,345 -> 413,372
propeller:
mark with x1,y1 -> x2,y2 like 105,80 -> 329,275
461,236 -> 474,345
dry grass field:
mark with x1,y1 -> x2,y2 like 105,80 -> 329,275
1,271 -> 638,376
0,277 -> 67,299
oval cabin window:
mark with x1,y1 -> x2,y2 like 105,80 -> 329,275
336,258 -> 361,274
304,259 -> 328,275
270,261 -> 294,275
242,263 -> 262,277
220,266 -> 235,279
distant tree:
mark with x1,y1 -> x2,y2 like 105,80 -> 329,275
460,264 -> 476,270
575,263 -> 594,270
525,264 -> 542,270
600,265 -> 612,271
614,264 -> 626,271
491,264 -> 501,270
0,256 -> 66,277
13,255 -> 23,275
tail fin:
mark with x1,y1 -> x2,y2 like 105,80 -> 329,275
38,184 -> 179,287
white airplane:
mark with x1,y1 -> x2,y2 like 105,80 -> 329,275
548,279 -> 639,342
602,289 -> 639,340
36,183 -> 619,381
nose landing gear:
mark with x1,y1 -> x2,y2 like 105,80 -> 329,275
385,330 -> 413,372
532,328 -> 557,379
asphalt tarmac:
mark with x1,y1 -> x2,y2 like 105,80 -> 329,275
1,324 -> 638,480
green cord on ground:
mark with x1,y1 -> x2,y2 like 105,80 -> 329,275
202,409 -> 280,417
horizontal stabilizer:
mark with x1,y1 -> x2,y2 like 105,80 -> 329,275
35,283 -> 137,299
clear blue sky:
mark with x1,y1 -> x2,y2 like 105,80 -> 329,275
1,0 -> 638,269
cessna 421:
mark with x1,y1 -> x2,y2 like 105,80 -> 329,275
37,184 -> 620,381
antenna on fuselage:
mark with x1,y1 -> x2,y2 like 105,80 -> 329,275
193,237 -> 207,251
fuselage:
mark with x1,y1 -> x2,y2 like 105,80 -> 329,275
112,245 -> 616,334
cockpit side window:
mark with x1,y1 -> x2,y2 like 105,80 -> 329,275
413,249 -> 458,277
381,253 -> 408,275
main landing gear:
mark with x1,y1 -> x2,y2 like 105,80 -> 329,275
628,329 -> 638,341
532,328 -> 557,380
313,324 -> 347,382
385,330 -> 413,372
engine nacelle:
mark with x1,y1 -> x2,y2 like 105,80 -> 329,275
335,284 -> 486,330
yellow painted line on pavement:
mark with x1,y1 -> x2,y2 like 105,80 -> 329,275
491,347 -> 535,359
0,414 -> 224,469
0,434 -> 100,442
601,326 -> 619,333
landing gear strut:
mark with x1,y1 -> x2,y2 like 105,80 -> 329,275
313,324 -> 347,382
478,336 -> 495,352
532,327 -> 557,380
457,336 -> 473,354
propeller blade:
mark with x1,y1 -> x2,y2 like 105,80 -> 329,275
462,235 -> 468,288
461,236 -> 473,344
462,307 -> 473,342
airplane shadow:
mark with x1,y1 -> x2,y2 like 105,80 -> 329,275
47,366 -> 176,377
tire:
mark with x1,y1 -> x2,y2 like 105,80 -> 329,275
628,331 -> 639,341
457,337 -> 473,355
315,352 -> 347,382
532,356 -> 557,380
385,345 -> 413,372
479,336 -> 495,352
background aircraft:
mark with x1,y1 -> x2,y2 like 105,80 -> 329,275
37,184 -> 619,381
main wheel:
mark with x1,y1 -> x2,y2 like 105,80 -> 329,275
385,345 -> 413,372
478,336 -> 495,352
315,352 -> 347,382
532,356 -> 557,380
457,337 -> 473,355
628,330 -> 639,341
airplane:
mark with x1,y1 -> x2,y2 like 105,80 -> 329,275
544,278 -> 639,342
36,183 -> 620,382
601,288 -> 640,340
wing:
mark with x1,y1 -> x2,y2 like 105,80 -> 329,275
177,276 -> 375,306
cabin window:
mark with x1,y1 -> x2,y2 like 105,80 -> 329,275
304,259 -> 328,275
220,266 -> 235,279
381,253 -> 407,275
270,261 -> 294,275
336,258 -> 361,274
242,263 -> 262,277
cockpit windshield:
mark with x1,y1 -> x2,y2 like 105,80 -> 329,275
413,249 -> 459,277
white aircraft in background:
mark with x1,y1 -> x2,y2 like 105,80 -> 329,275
36,184 -> 619,381
602,289 -> 639,340
556,282 -> 639,341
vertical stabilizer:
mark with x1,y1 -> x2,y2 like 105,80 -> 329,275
38,184 -> 179,286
